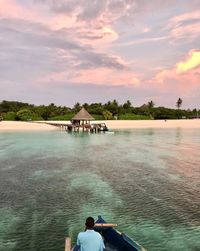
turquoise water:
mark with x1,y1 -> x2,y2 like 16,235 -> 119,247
0,129 -> 200,251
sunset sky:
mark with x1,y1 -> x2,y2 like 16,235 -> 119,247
0,0 -> 200,108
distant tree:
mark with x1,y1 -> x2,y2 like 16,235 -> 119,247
0,100 -> 31,113
102,110 -> 113,120
123,100 -> 132,110
176,98 -> 183,109
39,103 -> 57,120
16,109 -> 33,121
3,112 -> 16,120
192,108 -> 199,118
83,103 -> 89,110
35,105 -> 49,120
73,102 -> 81,112
147,100 -> 155,119
88,103 -> 103,114
104,100 -> 119,115
136,104 -> 149,116
148,100 -> 155,109
1,99 -> 197,121
154,107 -> 177,119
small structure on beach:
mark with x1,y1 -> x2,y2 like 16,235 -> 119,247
68,107 -> 108,132
71,107 -> 94,127
47,107 -> 108,133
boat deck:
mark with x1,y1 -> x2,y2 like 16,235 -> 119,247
71,216 -> 146,251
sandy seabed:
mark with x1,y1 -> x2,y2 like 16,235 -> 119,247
0,119 -> 200,131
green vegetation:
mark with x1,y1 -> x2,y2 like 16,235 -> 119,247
118,113 -> 151,120
15,109 -> 42,121
2,111 -> 16,121
92,114 -> 105,120
0,99 -> 199,121
48,114 -> 75,121
102,110 -> 113,120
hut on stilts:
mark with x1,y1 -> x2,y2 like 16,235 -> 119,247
70,107 -> 94,132
67,107 -> 108,133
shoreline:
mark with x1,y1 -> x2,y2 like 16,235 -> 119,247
97,119 -> 200,129
0,121 -> 57,131
45,119 -> 200,129
1,119 -> 200,131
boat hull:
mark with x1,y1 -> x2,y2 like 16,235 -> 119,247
73,216 -> 146,251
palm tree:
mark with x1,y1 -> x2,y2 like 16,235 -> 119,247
148,100 -> 155,109
123,100 -> 132,113
73,102 -> 81,112
147,100 -> 155,119
176,98 -> 183,109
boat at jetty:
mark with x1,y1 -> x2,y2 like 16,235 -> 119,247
66,216 -> 147,251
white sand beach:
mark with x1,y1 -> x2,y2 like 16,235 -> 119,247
1,119 -> 200,131
46,119 -> 200,129
96,119 -> 200,129
0,121 -> 57,131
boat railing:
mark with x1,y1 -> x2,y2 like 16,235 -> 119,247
65,237 -> 72,251
95,223 -> 118,227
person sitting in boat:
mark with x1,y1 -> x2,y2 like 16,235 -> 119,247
76,217 -> 105,251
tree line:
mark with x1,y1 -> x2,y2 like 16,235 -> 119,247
0,99 -> 199,121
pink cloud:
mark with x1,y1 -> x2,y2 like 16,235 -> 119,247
152,50 -> 200,95
167,11 -> 200,41
69,24 -> 119,46
176,50 -> 200,73
40,67 -> 140,87
116,36 -> 168,47
72,67 -> 140,86
168,11 -> 200,26
0,0 -> 45,24
48,15 -> 77,30
0,0 -> 23,18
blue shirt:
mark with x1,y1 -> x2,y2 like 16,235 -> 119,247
77,230 -> 105,251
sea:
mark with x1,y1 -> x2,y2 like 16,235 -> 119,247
0,129 -> 200,251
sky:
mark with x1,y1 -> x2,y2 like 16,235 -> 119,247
0,0 -> 200,108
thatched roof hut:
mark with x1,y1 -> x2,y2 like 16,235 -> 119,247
72,107 -> 94,121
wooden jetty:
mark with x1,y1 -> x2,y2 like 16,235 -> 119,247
47,108 -> 108,133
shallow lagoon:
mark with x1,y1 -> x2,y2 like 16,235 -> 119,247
0,129 -> 200,251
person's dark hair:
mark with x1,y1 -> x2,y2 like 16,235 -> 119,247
85,217 -> 95,229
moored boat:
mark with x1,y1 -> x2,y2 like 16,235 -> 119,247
67,216 -> 147,251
